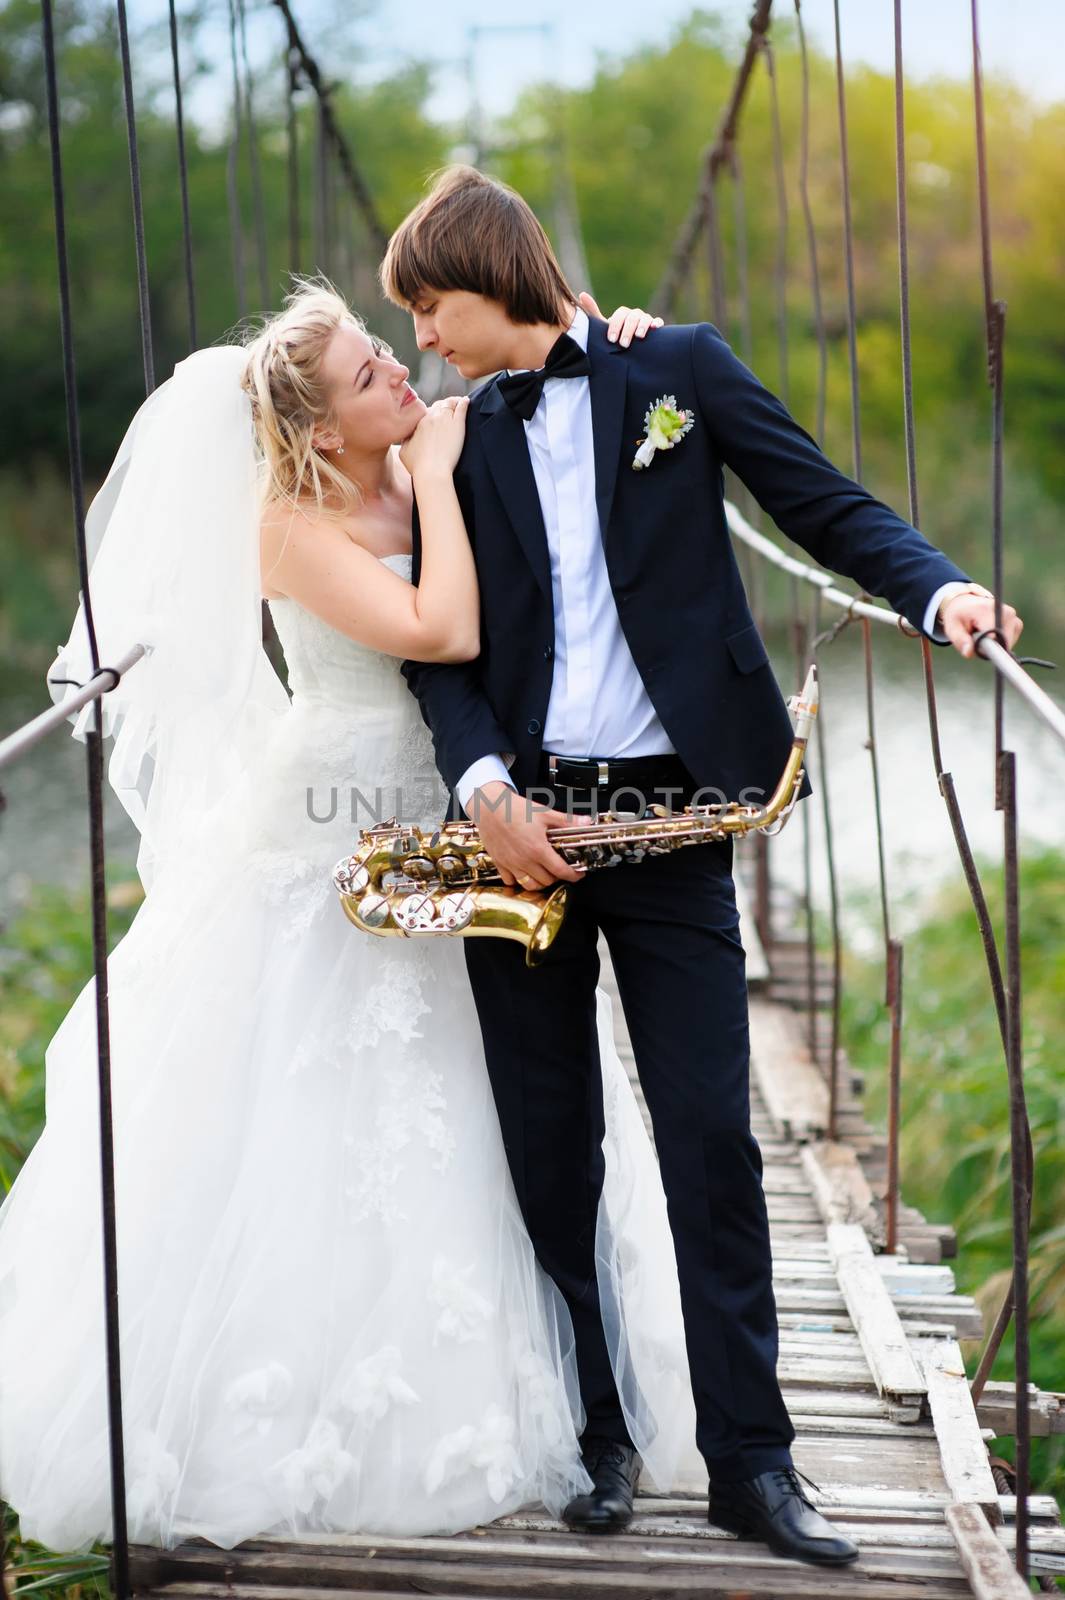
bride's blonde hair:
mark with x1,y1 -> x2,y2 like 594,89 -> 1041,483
239,274 -> 366,521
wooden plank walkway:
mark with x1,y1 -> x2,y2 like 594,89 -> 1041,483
125,847 -> 1063,1598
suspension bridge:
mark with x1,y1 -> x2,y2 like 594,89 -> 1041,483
1,0 -> 1063,1596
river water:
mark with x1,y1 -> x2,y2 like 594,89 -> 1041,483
1,627 -> 1062,952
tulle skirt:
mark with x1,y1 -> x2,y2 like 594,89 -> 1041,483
0,692 -> 703,1553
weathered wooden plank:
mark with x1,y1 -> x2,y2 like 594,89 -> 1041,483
818,1221 -> 928,1420
126,1532 -> 981,1590
733,866 -> 771,984
790,1413 -> 936,1439
944,1501 -> 1032,1599
748,995 -> 830,1141
772,1258 -> 957,1294
874,1260 -> 957,1296
766,1199 -> 823,1220
779,1360 -> 885,1390
974,1379 -> 1065,1438
616,1489 -> 1062,1523
922,1338 -> 1003,1524
771,1286 -> 981,1340
238,1520 -> 1063,1554
132,1570 -> 969,1599
801,1139 -> 881,1237
792,1433 -> 948,1491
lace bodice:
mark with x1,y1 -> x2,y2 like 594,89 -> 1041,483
266,552 -> 414,713
257,550 -> 444,841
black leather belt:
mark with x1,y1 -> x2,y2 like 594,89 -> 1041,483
535,751 -> 693,804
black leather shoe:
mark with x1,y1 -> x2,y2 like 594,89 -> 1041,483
562,1437 -> 642,1534
708,1467 -> 859,1566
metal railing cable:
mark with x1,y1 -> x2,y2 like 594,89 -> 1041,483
115,0 -> 154,394
891,0 -> 1034,1570
792,0 -> 825,446
237,0 -> 272,313
725,503 -> 1065,742
760,32 -> 790,411
271,0 -> 388,257
651,0 -> 772,318
809,587 -> 843,1137
225,0 -> 249,319
32,4 -> 136,1593
791,0 -> 835,1096
285,48 -> 302,276
0,647 -> 147,774
167,0 -> 197,350
314,98 -> 332,278
967,0 -> 1031,1573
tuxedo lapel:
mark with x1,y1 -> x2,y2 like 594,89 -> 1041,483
586,318 -> 630,540
478,382 -> 552,601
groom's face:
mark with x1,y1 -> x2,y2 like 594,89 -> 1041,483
409,290 -> 515,380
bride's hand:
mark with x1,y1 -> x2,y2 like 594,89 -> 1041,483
578,291 -> 664,347
399,395 -> 470,480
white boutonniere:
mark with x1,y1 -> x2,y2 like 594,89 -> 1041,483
632,394 -> 694,471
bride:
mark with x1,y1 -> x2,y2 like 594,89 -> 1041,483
0,279 -> 701,1553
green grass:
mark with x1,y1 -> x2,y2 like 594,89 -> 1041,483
1,880 -> 139,1596
0,881 -> 140,1191
2,1499 -> 111,1596
838,846 -> 1065,1507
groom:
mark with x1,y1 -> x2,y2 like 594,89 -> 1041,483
382,166 -> 1021,1566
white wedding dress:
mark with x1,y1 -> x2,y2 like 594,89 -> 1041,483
0,545 -> 702,1553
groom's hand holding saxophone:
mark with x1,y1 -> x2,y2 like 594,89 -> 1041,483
466,782 -> 585,891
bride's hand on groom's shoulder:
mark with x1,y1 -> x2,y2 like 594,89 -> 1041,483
578,292 -> 664,348
399,395 -> 469,481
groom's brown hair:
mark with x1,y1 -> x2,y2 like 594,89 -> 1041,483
380,165 -> 575,326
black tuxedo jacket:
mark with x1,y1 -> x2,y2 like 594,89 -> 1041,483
402,318 -> 969,812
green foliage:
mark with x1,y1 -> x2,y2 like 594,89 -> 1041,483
839,847 -> 1065,1504
0,880 -> 141,1590
2,1495 -> 111,1595
0,879 -> 140,1190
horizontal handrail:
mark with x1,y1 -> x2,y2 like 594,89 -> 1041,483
0,643 -> 147,773
2,509 -> 1062,779
725,500 -> 1065,748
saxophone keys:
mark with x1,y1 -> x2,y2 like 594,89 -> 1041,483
403,855 -> 436,879
392,891 -> 436,931
356,891 -> 392,929
438,892 -> 475,931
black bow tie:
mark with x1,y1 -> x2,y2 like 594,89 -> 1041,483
497,331 -> 591,422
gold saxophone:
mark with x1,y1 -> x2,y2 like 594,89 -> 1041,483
333,666 -> 818,967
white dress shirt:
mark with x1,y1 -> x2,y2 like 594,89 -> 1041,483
457,307 -> 965,811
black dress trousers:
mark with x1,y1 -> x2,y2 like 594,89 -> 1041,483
462,781 -> 796,1483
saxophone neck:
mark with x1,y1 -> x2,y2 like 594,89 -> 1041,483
787,663 -> 819,741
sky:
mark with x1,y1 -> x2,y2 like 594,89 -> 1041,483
161,0 -> 1062,139
349,0 -> 1063,119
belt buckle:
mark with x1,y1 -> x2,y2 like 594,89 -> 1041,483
546,753 -> 611,788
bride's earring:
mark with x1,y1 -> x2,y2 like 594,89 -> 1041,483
336,444 -> 345,456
